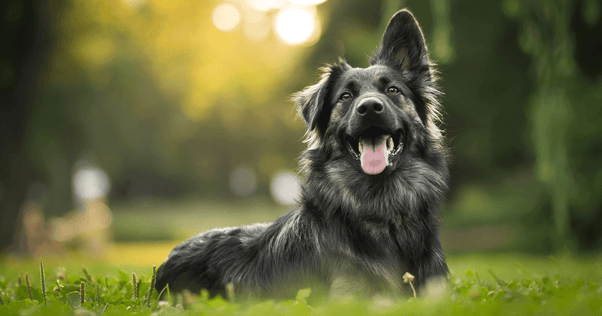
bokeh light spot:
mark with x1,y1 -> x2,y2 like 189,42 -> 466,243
230,165 -> 257,197
247,0 -> 278,12
289,0 -> 327,5
212,3 -> 242,32
73,160 -> 111,201
274,7 -> 317,45
270,170 -> 301,205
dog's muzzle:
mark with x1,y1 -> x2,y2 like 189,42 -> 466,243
345,96 -> 404,175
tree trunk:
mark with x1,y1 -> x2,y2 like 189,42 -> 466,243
0,0 -> 50,252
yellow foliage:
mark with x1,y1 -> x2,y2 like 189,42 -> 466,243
49,0 -> 316,129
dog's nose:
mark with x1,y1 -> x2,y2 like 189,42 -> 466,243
357,98 -> 384,116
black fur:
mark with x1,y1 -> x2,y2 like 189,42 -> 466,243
155,9 -> 449,299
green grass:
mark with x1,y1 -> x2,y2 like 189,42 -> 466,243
110,197 -> 291,241
1,252 -> 601,315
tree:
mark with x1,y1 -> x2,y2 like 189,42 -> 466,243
0,0 -> 51,251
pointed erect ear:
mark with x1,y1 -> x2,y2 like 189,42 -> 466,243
371,9 -> 430,71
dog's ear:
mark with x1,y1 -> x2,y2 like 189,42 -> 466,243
371,9 -> 429,71
371,10 -> 443,131
293,75 -> 328,132
293,64 -> 345,134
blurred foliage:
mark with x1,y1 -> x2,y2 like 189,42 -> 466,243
1,0 -> 601,251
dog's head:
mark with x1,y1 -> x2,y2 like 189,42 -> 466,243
294,10 -> 443,177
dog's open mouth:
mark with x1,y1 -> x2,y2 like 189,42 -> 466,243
345,127 -> 404,175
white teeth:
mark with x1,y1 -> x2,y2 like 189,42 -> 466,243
358,141 -> 363,154
387,136 -> 393,151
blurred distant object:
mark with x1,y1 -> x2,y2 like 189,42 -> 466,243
50,161 -> 113,257
50,199 -> 112,256
20,202 -> 61,257
0,0 -> 52,252
229,165 -> 257,197
270,170 -> 301,205
429,0 -> 455,64
18,182 -> 61,256
506,0 -> 601,249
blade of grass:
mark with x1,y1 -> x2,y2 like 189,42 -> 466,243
226,282 -> 235,302
515,263 -> 533,276
181,292 -> 189,310
137,279 -> 142,299
40,259 -> 46,306
96,283 -> 101,306
0,293 -> 5,305
82,267 -> 93,283
145,265 -> 156,307
488,269 -> 506,288
25,273 -> 33,300
132,273 -> 138,300
80,282 -> 85,305
166,284 -> 171,305
157,284 -> 169,302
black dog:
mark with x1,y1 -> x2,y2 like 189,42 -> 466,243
155,9 -> 449,299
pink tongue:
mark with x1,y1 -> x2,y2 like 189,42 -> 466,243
360,141 -> 387,175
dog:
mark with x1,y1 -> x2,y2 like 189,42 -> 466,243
155,9 -> 449,300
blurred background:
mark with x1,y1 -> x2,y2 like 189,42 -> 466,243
1,0 -> 601,267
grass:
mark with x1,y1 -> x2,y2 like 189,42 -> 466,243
0,252 -> 601,315
2,198 -> 599,314
110,197 -> 291,242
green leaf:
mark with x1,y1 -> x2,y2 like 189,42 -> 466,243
59,284 -> 80,296
587,296 -> 602,314
29,288 -> 43,302
67,275 -> 81,285
295,288 -> 311,304
207,295 -> 228,309
465,269 -> 475,278
15,285 -> 31,300
67,291 -> 81,308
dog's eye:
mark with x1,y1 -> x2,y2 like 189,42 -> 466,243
340,93 -> 352,102
387,86 -> 400,95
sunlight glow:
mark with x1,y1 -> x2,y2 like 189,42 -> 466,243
274,7 -> 317,45
289,0 -> 327,5
244,11 -> 270,41
212,3 -> 241,32
247,0 -> 278,12
124,0 -> 146,8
